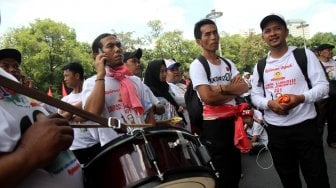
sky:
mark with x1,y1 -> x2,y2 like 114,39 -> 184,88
1,0 -> 336,43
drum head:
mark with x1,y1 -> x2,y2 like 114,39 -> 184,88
130,167 -> 216,188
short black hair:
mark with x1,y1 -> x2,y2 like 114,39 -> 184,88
91,33 -> 117,59
194,19 -> 216,40
62,62 -> 84,80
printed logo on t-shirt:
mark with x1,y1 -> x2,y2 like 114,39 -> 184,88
325,66 -> 336,80
264,63 -> 297,97
209,72 -> 231,83
45,151 -> 81,176
0,86 -> 31,108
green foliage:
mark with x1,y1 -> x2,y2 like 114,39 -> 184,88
287,35 -> 306,48
112,29 -> 144,52
238,34 -> 267,73
309,32 -> 336,52
0,19 -> 93,98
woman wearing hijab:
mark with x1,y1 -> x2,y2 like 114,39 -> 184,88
144,59 -> 185,127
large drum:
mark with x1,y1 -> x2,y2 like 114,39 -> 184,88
83,125 -> 217,188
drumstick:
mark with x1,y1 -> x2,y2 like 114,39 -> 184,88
70,120 -> 172,128
0,75 -> 184,131
70,123 -> 155,128
70,120 -> 182,129
0,75 -> 122,131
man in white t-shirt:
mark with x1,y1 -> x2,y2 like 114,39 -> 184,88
82,33 -> 152,146
0,16 -> 82,188
59,62 -> 100,165
315,44 -> 336,148
189,19 -> 249,187
0,67 -> 83,188
251,13 -> 329,187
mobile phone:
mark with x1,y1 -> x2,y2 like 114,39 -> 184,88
98,48 -> 106,65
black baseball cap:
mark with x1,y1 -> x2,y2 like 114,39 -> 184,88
317,44 -> 335,51
123,48 -> 142,62
260,13 -> 287,30
0,48 -> 21,64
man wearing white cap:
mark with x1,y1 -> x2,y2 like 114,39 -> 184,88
251,13 -> 330,187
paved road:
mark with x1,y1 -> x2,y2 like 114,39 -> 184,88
239,130 -> 336,188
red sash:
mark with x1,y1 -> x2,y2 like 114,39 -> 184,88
203,103 -> 252,153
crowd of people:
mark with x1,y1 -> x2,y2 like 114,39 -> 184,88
0,12 -> 334,188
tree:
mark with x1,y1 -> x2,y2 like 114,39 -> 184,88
1,17 -> 335,94
220,34 -> 244,69
146,20 -> 164,41
287,35 -> 306,48
111,29 -> 144,52
238,33 -> 267,73
309,32 -> 336,49
154,31 -> 201,71
0,19 -> 93,98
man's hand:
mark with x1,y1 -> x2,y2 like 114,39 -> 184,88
268,94 -> 305,115
223,74 -> 249,96
94,52 -> 107,77
279,94 -> 305,111
267,100 -> 289,115
17,118 -> 73,169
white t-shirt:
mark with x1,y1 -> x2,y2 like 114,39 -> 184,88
251,47 -> 329,126
0,68 -> 83,188
82,74 -> 152,146
168,82 -> 191,131
190,57 -> 239,106
245,122 -> 268,146
253,109 -> 263,121
61,92 -> 99,150
321,59 -> 336,81
143,83 -> 160,106
154,96 -> 178,121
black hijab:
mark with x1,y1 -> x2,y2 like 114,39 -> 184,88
144,60 -> 185,122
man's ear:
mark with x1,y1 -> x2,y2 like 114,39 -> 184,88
261,33 -> 265,42
285,28 -> 289,37
196,39 -> 202,46
75,73 -> 80,80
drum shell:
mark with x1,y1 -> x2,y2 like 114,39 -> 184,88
83,126 -> 216,188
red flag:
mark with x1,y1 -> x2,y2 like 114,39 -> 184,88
62,82 -> 68,97
47,87 -> 53,97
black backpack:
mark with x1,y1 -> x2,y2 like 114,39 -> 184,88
185,55 -> 231,127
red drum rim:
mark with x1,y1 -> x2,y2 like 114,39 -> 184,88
85,125 -> 195,168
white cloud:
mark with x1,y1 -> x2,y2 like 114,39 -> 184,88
213,0 -> 336,36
